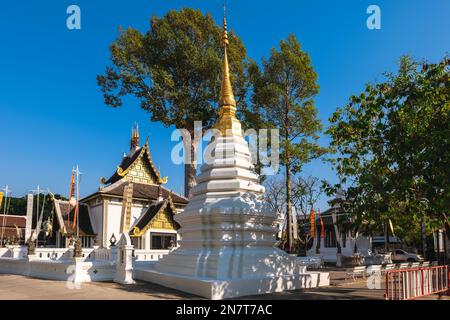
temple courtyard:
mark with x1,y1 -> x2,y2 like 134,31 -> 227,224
0,269 -> 446,300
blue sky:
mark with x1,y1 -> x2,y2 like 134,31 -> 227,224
0,1 -> 449,210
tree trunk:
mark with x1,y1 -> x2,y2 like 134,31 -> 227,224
384,220 -> 390,253
421,218 -> 427,258
183,134 -> 199,199
285,160 -> 293,253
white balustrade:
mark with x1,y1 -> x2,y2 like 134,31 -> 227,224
35,248 -> 72,261
133,249 -> 170,261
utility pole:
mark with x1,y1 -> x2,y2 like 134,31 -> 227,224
75,165 -> 81,240
0,185 -> 11,247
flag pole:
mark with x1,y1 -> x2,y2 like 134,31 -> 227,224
76,165 -> 80,240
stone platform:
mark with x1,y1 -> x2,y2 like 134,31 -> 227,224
135,262 -> 329,299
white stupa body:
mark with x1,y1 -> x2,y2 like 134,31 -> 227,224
134,134 -> 329,299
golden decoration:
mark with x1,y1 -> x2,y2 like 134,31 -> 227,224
116,166 -> 128,177
215,8 -> 242,136
158,176 -> 169,184
131,226 -> 141,236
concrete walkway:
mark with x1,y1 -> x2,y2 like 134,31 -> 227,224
0,274 -> 447,300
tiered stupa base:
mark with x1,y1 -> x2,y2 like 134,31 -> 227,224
134,136 -> 329,299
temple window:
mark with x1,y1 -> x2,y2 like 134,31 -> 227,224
324,229 -> 337,248
150,233 -> 176,249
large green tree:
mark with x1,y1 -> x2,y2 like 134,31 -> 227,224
97,8 -> 249,197
326,56 -> 450,254
250,34 -> 326,252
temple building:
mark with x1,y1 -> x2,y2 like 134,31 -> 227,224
51,126 -> 188,249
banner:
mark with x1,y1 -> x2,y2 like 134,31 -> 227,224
292,213 -> 298,240
389,219 -> 395,236
309,209 -> 315,238
0,192 -> 3,211
319,210 -> 325,239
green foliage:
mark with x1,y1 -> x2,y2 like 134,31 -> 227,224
249,34 -> 326,173
97,8 -> 249,133
326,56 -> 450,237
4,196 -> 26,216
2,194 -> 66,221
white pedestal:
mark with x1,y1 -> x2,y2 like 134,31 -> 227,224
11,246 -> 22,259
72,257 -> 86,283
336,253 -> 342,267
114,234 -> 135,285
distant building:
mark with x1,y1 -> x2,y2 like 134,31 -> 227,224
50,125 -> 188,249
307,196 -> 372,263
0,215 -> 26,245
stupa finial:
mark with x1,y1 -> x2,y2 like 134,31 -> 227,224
218,1 -> 235,109
216,1 -> 241,136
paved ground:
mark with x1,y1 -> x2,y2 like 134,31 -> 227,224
0,271 -> 447,300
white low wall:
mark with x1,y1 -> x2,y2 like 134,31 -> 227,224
0,248 -> 11,258
0,258 -> 29,275
0,257 -> 115,283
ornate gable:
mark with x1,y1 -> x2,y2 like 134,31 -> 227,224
131,198 -> 179,237
123,143 -> 165,185
102,138 -> 167,186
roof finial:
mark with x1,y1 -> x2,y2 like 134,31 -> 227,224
130,123 -> 140,152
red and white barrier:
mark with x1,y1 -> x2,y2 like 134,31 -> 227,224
385,265 -> 449,300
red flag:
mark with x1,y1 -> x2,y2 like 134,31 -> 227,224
68,170 -> 79,230
309,209 -> 315,238
71,203 -> 78,230
319,210 -> 325,239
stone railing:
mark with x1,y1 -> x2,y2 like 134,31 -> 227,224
93,247 -> 111,261
1,246 -> 170,263
133,249 -> 170,261
35,248 -> 73,261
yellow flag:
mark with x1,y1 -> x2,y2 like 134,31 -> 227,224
0,192 -> 3,211
389,219 -> 395,236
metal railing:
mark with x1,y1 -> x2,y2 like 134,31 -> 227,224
385,265 -> 449,300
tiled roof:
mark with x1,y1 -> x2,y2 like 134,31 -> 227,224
0,215 -> 26,228
53,200 -> 96,236
86,181 -> 188,205
0,227 -> 23,238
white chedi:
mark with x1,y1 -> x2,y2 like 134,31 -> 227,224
153,134 -> 305,282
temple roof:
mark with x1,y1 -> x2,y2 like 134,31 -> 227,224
103,140 -> 164,186
83,180 -> 188,206
130,198 -> 180,237
52,199 -> 96,236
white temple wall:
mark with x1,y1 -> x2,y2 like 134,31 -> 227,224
130,204 -> 148,226
89,203 -> 103,236
106,202 -> 122,246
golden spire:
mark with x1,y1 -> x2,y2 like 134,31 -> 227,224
216,3 -> 241,136
130,123 -> 140,151
218,5 -> 236,109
